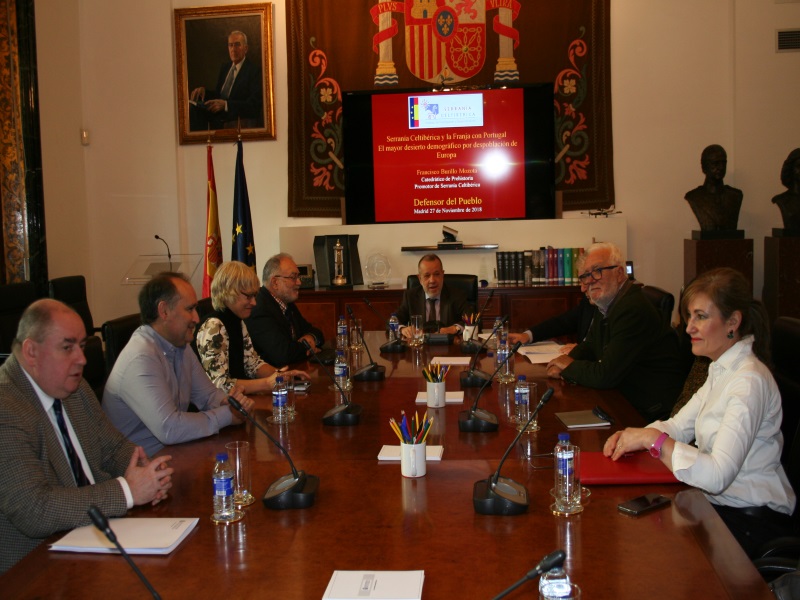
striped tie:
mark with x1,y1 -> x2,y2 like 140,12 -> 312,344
52,399 -> 90,486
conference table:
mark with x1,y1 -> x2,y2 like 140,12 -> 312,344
2,332 -> 773,599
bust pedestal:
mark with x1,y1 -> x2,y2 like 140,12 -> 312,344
763,236 -> 800,323
683,238 -> 753,288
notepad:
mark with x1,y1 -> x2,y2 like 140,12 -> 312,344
322,570 -> 425,599
414,391 -> 464,404
431,356 -> 471,365
50,517 -> 199,555
378,445 -> 443,461
555,410 -> 611,429
580,451 -> 679,485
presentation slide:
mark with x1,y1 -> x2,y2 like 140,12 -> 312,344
370,88 -> 526,223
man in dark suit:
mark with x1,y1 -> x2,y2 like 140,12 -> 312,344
247,253 -> 325,367
0,299 -> 173,574
189,30 -> 263,130
395,254 -> 473,337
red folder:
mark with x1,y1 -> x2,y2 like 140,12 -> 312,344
580,451 -> 679,485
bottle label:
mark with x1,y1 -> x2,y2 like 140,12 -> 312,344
272,390 -> 288,407
213,476 -> 233,496
515,390 -> 529,405
557,451 -> 574,475
334,363 -> 348,378
337,324 -> 347,336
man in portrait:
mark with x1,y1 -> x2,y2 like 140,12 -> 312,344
684,144 -> 743,232
189,30 -> 263,131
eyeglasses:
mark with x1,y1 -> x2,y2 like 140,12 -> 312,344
239,291 -> 258,300
274,273 -> 302,282
577,265 -> 619,284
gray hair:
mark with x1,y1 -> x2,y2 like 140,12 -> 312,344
586,241 -> 625,266
261,253 -> 294,284
13,299 -> 76,353
229,30 -> 248,45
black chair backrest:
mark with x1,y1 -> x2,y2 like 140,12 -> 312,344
48,275 -> 97,334
641,284 -> 675,329
405,273 -> 479,306
0,281 -> 39,354
773,317 -> 800,464
102,313 -> 141,373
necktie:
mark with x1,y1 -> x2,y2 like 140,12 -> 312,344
427,298 -> 437,322
284,307 -> 296,340
52,399 -> 90,486
220,64 -> 236,99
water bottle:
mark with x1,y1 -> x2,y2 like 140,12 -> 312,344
212,452 -> 236,521
334,349 -> 349,390
271,375 -> 288,424
496,339 -> 514,383
388,313 -> 400,342
514,375 -> 530,429
539,567 -> 572,598
492,316 -> 504,348
554,432 -> 579,512
336,314 -> 348,350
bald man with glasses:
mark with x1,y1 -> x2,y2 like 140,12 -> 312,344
246,253 -> 325,367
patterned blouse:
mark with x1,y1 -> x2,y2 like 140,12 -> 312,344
196,317 -> 268,391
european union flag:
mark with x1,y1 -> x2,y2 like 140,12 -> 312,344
231,140 -> 257,270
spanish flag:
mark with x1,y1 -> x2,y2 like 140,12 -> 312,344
202,144 -> 222,297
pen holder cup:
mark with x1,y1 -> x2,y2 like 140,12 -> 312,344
463,325 -> 478,343
401,442 -> 427,478
426,381 -> 446,408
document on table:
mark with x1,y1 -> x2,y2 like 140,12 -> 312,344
517,341 -> 563,364
50,517 -> 199,555
415,390 -> 464,404
378,445 -> 443,461
430,356 -> 471,365
322,570 -> 425,599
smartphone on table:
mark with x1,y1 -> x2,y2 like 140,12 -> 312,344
618,493 -> 671,516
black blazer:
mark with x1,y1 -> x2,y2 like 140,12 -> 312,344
394,283 -> 473,329
245,288 -> 324,367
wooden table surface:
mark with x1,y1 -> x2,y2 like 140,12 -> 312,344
2,332 -> 772,599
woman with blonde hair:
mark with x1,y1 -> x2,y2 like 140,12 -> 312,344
604,267 -> 795,557
196,261 -> 308,394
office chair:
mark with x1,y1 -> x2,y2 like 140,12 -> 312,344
0,281 -> 39,357
405,273 -> 479,306
101,312 -> 141,374
48,275 -> 106,397
640,284 -> 675,329
772,317 -> 800,462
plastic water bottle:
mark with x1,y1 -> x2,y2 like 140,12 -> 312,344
334,349 -> 349,390
212,452 -> 236,521
336,314 -> 348,350
554,432 -> 578,511
496,339 -> 514,383
388,313 -> 400,342
514,375 -> 530,428
492,316 -> 504,347
271,375 -> 288,424
539,567 -> 572,598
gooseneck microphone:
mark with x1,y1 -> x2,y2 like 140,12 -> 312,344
87,505 -> 162,599
491,549 -> 567,600
227,397 -> 319,509
346,305 -> 386,381
302,339 -> 362,426
363,298 -> 407,353
460,289 -> 494,353
460,315 -> 508,388
458,340 -> 522,432
473,387 -> 555,515
153,234 -> 173,271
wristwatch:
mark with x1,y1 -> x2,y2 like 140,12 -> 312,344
649,432 -> 669,458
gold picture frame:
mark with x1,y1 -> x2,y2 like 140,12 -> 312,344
174,3 -> 275,144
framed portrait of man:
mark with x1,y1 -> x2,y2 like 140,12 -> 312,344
174,3 -> 275,144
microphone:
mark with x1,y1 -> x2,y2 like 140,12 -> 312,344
346,305 -> 386,381
88,505 -> 162,600
460,315 -> 508,388
363,298 -> 407,353
153,234 -> 173,270
227,397 -> 319,509
460,289 -> 494,353
491,549 -> 566,600
473,387 -> 555,515
458,339 -> 521,433
302,339 -> 362,426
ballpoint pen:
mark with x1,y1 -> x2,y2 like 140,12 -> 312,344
592,405 -> 614,423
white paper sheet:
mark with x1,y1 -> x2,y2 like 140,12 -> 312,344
50,517 -> 199,555
377,445 -> 443,461
414,391 -> 464,404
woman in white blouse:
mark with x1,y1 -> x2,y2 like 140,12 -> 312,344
604,267 -> 795,557
196,261 -> 308,394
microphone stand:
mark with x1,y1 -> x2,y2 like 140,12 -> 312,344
228,397 -> 319,509
458,340 -> 521,433
88,505 -> 162,599
460,289 -> 494,353
473,387 -> 555,515
303,340 -> 362,426
459,315 -> 508,388
347,306 -> 386,381
154,234 -> 173,271
363,298 -> 407,353
491,549 -> 567,600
